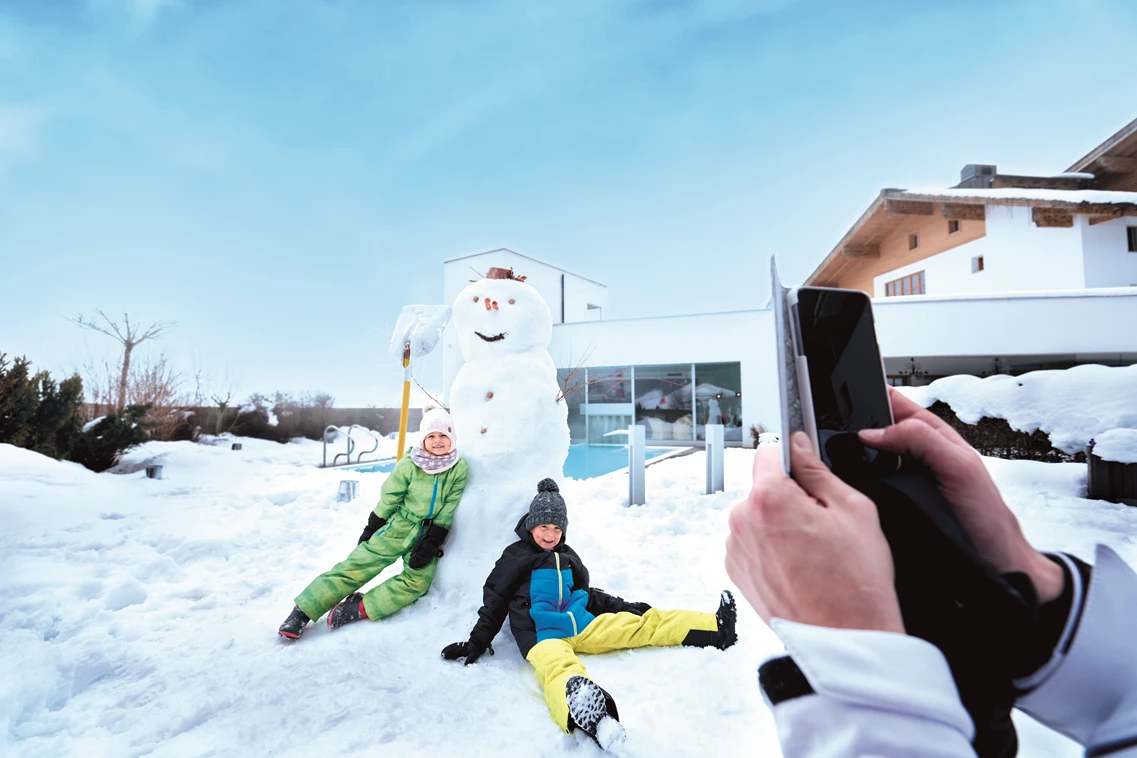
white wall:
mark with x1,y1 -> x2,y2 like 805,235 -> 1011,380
873,205 -> 1086,297
1081,216 -> 1137,287
564,275 -> 607,322
873,288 -> 1137,358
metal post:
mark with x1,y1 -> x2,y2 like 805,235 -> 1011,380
628,423 -> 645,506
705,423 -> 724,494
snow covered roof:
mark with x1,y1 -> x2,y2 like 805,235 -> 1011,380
886,187 -> 1137,206
806,186 -> 1137,287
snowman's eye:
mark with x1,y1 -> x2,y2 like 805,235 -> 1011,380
508,299 -> 515,305
472,295 -> 478,302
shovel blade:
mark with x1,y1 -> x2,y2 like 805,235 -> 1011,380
389,305 -> 453,360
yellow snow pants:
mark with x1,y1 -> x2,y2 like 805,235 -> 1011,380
525,608 -> 717,732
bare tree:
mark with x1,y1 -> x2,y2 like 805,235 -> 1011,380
70,311 -> 174,414
556,345 -> 597,404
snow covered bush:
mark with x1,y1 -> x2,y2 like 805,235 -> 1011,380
928,400 -> 1086,463
70,404 -> 153,472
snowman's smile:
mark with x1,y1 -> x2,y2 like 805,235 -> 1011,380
475,331 -> 506,342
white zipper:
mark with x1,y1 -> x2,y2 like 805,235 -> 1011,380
554,552 -> 564,608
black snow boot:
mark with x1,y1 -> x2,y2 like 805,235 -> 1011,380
566,675 -> 625,751
715,590 -> 738,650
681,589 -> 738,650
278,606 -> 310,640
327,592 -> 366,630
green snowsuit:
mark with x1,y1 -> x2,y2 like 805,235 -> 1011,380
294,454 -> 468,622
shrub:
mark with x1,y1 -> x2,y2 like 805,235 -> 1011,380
1,353 -> 87,460
71,404 -> 154,472
926,400 -> 1085,463
0,354 -> 40,447
26,373 -> 84,458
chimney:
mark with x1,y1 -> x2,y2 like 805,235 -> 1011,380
957,164 -> 997,189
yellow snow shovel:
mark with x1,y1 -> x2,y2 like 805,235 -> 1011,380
389,305 -> 452,461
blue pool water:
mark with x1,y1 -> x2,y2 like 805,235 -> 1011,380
339,445 -> 671,479
563,444 -> 670,479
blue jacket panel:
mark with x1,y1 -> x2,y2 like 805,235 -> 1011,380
530,567 -> 595,642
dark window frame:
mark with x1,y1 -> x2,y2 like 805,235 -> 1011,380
884,270 -> 926,297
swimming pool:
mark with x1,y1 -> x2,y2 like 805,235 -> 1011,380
337,444 -> 672,480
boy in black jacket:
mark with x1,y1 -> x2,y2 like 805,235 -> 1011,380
441,478 -> 737,750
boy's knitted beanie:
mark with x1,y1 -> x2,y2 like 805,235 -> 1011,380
418,407 -> 455,445
524,478 -> 568,533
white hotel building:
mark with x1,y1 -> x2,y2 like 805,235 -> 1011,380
440,118 -> 1137,447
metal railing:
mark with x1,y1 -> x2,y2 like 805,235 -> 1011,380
322,424 -> 390,468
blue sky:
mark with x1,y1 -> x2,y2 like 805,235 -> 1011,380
2,0 -> 1136,407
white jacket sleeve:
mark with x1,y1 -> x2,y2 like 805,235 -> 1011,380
761,545 -> 1137,758
1016,545 -> 1137,757
764,619 -> 977,757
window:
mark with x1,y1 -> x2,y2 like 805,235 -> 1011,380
1128,226 -> 1137,252
948,219 -> 961,235
971,255 -> 984,273
884,270 -> 926,297
695,363 -> 743,442
634,364 -> 694,445
908,233 -> 919,250
585,366 -> 632,444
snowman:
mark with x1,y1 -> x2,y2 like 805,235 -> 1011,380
434,267 -> 570,596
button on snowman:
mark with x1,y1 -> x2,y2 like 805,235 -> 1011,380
436,267 -> 570,594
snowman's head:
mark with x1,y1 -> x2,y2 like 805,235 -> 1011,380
453,276 -> 553,361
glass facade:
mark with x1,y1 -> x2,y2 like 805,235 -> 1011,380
634,364 -> 694,444
583,366 -> 633,444
559,362 -> 743,446
695,362 -> 744,443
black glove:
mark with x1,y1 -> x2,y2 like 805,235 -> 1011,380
440,640 -> 493,666
358,512 -> 387,544
586,587 -> 652,617
407,522 -> 450,569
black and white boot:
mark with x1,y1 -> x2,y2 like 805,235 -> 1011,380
566,675 -> 625,751
278,606 -> 310,640
327,592 -> 366,630
715,590 -> 738,650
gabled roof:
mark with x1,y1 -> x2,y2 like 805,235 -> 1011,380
444,248 -> 606,288
806,188 -> 1137,286
1067,116 -> 1137,186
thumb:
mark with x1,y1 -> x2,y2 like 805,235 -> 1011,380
859,419 -> 974,478
789,432 -> 861,508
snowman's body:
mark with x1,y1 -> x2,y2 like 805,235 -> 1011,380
433,274 -> 569,598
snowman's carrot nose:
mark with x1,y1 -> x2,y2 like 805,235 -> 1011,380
491,300 -> 499,310
484,297 -> 492,311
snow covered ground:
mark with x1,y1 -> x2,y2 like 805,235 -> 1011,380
3,436 -> 1136,757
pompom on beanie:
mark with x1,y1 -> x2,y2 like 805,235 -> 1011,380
524,478 -> 567,533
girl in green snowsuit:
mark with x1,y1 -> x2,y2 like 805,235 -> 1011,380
278,408 -> 468,639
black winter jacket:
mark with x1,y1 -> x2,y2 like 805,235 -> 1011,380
467,515 -> 648,657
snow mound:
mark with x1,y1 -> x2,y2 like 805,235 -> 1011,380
900,365 -> 1137,453
1093,429 -> 1137,464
